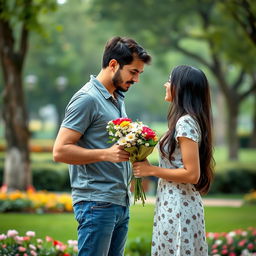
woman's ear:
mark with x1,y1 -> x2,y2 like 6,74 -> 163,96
109,59 -> 119,72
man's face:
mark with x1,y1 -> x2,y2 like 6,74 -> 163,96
112,58 -> 145,92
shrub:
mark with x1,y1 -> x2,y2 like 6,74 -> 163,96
244,191 -> 256,205
125,237 -> 151,256
209,169 -> 256,194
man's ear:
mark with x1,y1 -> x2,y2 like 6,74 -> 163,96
109,59 -> 119,72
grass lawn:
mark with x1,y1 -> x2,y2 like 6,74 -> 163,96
0,204 -> 255,243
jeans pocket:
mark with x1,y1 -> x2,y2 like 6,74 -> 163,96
73,201 -> 86,223
91,202 -> 113,209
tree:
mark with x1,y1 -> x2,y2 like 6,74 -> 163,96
0,0 -> 57,191
221,0 -> 256,45
219,0 -> 256,147
92,0 -> 256,160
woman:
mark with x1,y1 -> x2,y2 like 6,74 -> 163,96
133,65 -> 214,256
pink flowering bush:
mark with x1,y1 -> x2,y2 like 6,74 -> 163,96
0,230 -> 77,256
207,227 -> 256,256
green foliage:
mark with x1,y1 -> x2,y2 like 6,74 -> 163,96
125,237 -> 151,256
0,0 -> 57,36
0,198 -> 32,213
209,169 -> 256,194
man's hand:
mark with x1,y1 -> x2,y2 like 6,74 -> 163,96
103,144 -> 130,163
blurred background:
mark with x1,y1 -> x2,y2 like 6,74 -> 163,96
0,0 -> 256,255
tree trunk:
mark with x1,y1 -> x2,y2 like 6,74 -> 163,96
250,94 -> 256,148
2,63 -> 31,191
226,100 -> 239,160
0,18 -> 31,191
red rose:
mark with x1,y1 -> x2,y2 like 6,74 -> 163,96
142,126 -> 156,139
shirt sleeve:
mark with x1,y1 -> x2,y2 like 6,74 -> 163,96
61,92 -> 96,134
175,115 -> 201,143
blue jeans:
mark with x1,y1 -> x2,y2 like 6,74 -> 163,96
73,201 -> 129,256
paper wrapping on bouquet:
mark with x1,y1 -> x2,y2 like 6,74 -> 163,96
124,145 -> 155,206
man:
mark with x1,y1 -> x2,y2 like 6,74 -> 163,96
53,36 -> 151,256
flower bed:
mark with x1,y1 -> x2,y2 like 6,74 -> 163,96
0,190 -> 72,213
207,227 -> 256,256
0,230 -> 77,256
0,228 -> 255,255
244,191 -> 256,205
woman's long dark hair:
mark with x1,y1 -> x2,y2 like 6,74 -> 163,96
160,65 -> 214,194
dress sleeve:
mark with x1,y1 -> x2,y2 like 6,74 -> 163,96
175,115 -> 201,143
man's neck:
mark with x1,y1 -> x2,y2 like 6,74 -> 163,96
96,69 -> 116,97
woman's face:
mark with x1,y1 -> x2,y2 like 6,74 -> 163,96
164,81 -> 172,102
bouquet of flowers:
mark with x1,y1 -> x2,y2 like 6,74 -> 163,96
106,117 -> 158,206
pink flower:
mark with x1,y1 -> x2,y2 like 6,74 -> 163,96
0,234 -> 7,240
221,249 -> 228,255
248,243 -> 254,250
228,253 -> 236,256
46,235 -> 53,242
29,244 -> 37,250
31,251 -> 37,256
7,229 -> 18,237
26,231 -> 35,237
18,246 -> 26,252
212,249 -> 218,254
238,239 -> 246,247
68,240 -> 78,246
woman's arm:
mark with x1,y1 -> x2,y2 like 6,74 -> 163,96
133,137 -> 200,184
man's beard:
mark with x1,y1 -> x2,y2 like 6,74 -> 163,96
112,68 -> 133,92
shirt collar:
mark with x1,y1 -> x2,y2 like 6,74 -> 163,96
90,75 -> 125,100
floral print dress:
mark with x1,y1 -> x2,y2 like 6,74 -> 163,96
151,115 -> 208,256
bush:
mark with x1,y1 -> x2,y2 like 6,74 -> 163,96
0,164 -> 70,192
125,237 -> 151,256
244,191 -> 256,205
209,169 -> 256,194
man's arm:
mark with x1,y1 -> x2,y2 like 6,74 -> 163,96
53,127 -> 130,164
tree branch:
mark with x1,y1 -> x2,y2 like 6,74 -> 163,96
240,73 -> 256,101
174,42 -> 212,69
232,70 -> 246,90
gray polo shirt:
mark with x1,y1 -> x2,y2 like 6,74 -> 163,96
61,75 -> 132,206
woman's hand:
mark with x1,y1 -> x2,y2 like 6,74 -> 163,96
132,159 -> 152,177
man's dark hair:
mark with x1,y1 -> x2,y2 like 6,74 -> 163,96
102,36 -> 151,68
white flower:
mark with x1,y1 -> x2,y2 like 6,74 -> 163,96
68,240 -> 78,246
126,143 -> 132,147
125,133 -> 136,142
115,131 -> 122,138
117,137 -> 127,145
26,231 -> 35,237
215,239 -> 222,245
227,231 -> 236,237
137,139 -> 142,144
145,143 -> 149,147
